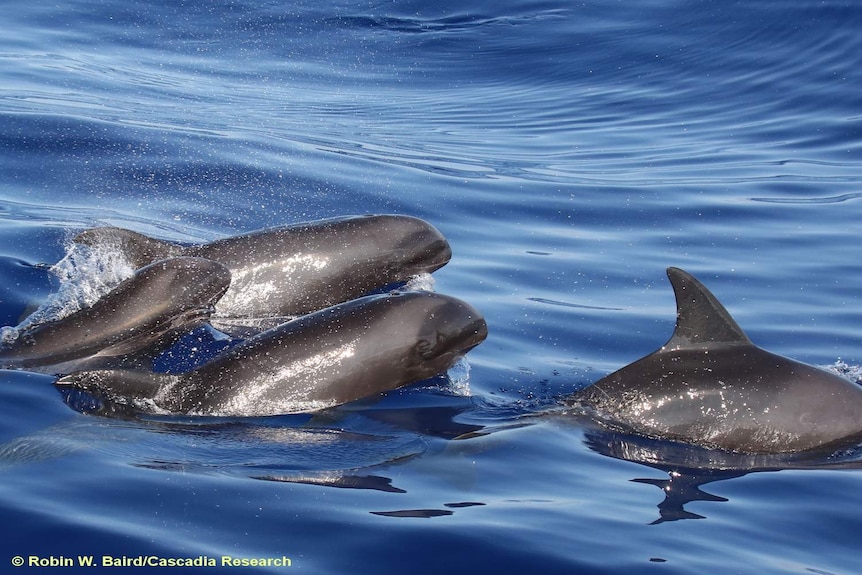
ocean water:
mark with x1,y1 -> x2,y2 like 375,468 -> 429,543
2,0 -> 861,573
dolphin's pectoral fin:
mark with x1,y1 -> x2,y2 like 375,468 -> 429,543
95,305 -> 214,359
664,267 -> 752,349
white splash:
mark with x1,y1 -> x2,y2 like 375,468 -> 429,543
446,357 -> 472,396
5,235 -> 136,338
823,359 -> 862,384
403,272 -> 436,292
0,326 -> 19,345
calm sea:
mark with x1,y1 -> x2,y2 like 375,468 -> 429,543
1,1 -> 861,573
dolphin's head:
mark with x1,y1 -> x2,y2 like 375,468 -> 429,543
382,291 -> 487,380
369,215 -> 452,275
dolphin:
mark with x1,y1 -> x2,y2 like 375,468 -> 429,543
73,215 -> 452,318
0,257 -> 230,373
56,290 -> 488,417
566,267 -> 862,454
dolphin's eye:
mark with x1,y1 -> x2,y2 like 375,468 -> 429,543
416,334 -> 440,359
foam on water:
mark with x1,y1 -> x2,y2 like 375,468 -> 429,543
824,359 -> 862,384
446,357 -> 472,397
3,235 -> 136,339
404,272 -> 436,292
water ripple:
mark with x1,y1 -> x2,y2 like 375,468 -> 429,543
751,192 -> 862,204
527,297 -> 624,312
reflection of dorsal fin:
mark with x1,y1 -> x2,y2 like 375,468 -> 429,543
74,227 -> 183,269
664,267 -> 751,349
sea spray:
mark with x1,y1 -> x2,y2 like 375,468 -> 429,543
6,234 -> 136,337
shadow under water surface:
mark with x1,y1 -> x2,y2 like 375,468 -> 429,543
574,417 -> 862,525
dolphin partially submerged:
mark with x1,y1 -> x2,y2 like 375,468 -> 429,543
57,291 -> 488,417
74,214 -> 452,318
0,257 -> 230,373
567,267 -> 862,454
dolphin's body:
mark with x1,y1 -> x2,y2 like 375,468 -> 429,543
57,291 -> 488,417
74,215 -> 452,318
567,267 -> 862,454
0,257 -> 230,373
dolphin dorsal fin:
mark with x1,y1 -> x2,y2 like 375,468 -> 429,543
663,267 -> 751,349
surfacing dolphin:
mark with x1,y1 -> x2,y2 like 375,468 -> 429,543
0,257 -> 230,373
566,267 -> 862,454
56,291 -> 488,417
73,215 -> 452,318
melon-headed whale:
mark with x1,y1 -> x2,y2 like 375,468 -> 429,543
567,267 -> 862,454
56,290 -> 488,417
0,257 -> 230,373
73,215 -> 452,318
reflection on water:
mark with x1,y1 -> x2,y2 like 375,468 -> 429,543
631,471 -> 738,524
371,509 -> 454,519
581,424 -> 862,525
256,473 -> 407,493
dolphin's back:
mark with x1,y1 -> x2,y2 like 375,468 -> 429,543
74,215 -> 452,317
0,257 -> 229,371
569,267 -> 862,454
74,227 -> 183,269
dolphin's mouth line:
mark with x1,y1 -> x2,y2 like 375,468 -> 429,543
591,384 -> 611,400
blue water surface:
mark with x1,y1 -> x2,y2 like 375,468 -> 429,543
2,0 -> 862,573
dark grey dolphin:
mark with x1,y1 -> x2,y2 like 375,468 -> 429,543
0,257 -> 230,373
56,290 -> 488,416
73,215 -> 452,318
567,267 -> 862,454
